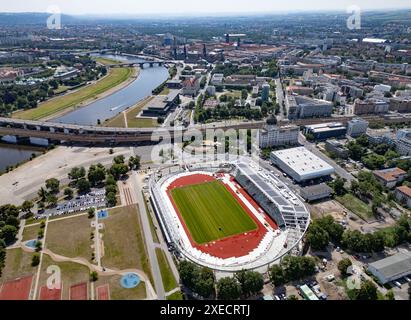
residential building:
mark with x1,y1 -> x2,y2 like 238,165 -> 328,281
347,118 -> 369,138
396,129 -> 411,156
261,83 -> 270,102
287,95 -> 333,120
390,98 -> 411,113
395,186 -> 411,208
354,99 -> 389,115
210,73 -> 224,85
325,140 -> 349,159
373,168 -> 407,189
258,125 -> 300,149
181,77 -> 201,96
367,251 -> 411,284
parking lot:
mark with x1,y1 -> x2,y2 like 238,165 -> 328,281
37,189 -> 106,219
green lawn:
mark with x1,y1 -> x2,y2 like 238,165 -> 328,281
155,248 -> 178,292
336,193 -> 374,220
170,180 -> 257,244
14,67 -> 133,120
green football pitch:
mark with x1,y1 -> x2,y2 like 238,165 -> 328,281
170,180 -> 258,245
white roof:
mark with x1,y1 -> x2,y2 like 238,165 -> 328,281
272,147 -> 335,179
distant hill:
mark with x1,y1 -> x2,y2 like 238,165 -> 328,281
0,12 -> 78,25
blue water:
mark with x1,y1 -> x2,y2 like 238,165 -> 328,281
25,239 -> 38,249
53,54 -> 169,126
98,210 -> 109,220
120,273 -> 141,289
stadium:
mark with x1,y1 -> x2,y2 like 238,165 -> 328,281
149,158 -> 310,272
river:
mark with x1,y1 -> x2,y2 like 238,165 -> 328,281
0,144 -> 42,173
0,54 -> 169,170
53,54 -> 169,126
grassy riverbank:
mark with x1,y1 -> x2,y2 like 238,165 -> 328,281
13,67 -> 134,121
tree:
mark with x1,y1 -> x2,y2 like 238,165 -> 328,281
178,261 -> 199,289
88,164 -> 106,187
38,187 -> 48,202
106,192 -> 117,207
45,178 -> 60,194
64,188 -> 74,199
356,135 -> 369,148
269,265 -> 285,286
217,277 -> 241,300
45,193 -> 58,208
76,178 -> 91,194
68,167 -> 86,182
235,270 -> 264,297
31,253 -> 40,266
35,240 -> 42,252
1,225 -> 18,244
128,156 -> 141,171
330,177 -> 347,196
347,141 -> 365,161
88,208 -> 96,219
90,271 -> 98,282
306,223 -> 330,251
337,258 -> 352,277
385,290 -> 395,300
354,280 -> 378,300
110,163 -> 128,180
21,201 -> 34,217
194,268 -> 215,298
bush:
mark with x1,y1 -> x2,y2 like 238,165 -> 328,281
31,253 -> 40,267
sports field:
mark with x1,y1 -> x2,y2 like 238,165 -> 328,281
170,180 -> 257,245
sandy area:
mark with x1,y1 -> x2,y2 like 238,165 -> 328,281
0,146 -> 133,206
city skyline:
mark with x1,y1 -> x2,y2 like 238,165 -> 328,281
0,0 -> 410,15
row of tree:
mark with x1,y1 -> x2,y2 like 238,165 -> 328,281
306,215 -> 411,253
178,261 -> 264,300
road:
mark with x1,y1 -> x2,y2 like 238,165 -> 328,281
131,170 -> 166,300
275,78 -> 286,121
298,133 -> 356,183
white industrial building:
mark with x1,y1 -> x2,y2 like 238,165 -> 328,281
270,147 -> 335,182
347,118 -> 369,138
258,125 -> 300,148
367,251 -> 411,285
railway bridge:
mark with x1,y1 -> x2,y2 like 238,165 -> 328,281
0,117 -> 264,146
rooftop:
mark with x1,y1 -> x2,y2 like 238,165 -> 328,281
396,185 -> 411,198
374,167 -> 407,183
368,251 -> 411,282
272,147 -> 335,176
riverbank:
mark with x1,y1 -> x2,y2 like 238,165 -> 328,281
12,66 -> 139,121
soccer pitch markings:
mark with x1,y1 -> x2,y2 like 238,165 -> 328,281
170,180 -> 258,245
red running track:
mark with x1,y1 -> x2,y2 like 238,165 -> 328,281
166,173 -> 278,259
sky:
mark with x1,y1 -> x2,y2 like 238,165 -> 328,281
0,0 -> 410,15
